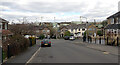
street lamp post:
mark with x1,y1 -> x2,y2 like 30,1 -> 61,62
79,16 -> 88,42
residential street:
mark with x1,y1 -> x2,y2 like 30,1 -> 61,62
1,0 -> 120,65
28,39 -> 118,63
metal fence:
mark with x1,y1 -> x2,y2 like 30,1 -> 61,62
84,37 -> 105,45
83,37 -> 119,46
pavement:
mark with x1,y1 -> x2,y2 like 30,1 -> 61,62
74,39 -> 118,56
3,40 -> 40,63
2,39 -> 119,65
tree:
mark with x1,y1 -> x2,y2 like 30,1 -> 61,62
101,20 -> 108,27
39,34 -> 45,39
48,27 -> 56,36
97,30 -> 103,36
64,31 -> 71,36
9,23 -> 35,35
84,31 -> 86,36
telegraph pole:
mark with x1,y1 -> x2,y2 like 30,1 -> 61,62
41,17 -> 43,22
40,16 -> 43,25
54,17 -> 58,39
80,16 -> 82,23
54,17 -> 55,23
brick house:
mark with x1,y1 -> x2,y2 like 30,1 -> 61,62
0,18 -> 13,43
59,24 -> 87,38
105,11 -> 120,45
35,25 -> 50,38
59,26 -> 68,37
87,24 -> 97,37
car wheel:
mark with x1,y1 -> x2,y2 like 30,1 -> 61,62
41,44 -> 44,47
49,44 -> 51,47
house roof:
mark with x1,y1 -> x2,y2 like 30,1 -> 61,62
77,24 -> 86,29
2,30 -> 13,36
59,25 -> 68,30
105,24 -> 120,29
34,25 -> 50,30
66,24 -> 86,29
58,22 -> 71,25
107,11 -> 120,19
0,18 -> 9,23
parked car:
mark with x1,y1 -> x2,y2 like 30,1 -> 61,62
41,39 -> 51,47
69,36 -> 75,40
64,36 -> 70,40
51,35 -> 56,39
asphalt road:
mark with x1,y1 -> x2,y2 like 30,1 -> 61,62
28,39 -> 118,63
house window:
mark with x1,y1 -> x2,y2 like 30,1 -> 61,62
36,30 -> 39,33
116,17 -> 118,24
47,30 -> 50,32
75,29 -> 77,32
71,29 -> 73,32
82,33 -> 84,36
119,30 -> 120,34
110,18 -> 114,24
42,30 -> 45,33
0,23 -> 2,29
114,31 -> 117,33
78,32 -> 81,35
82,29 -> 85,31
65,29 -> 67,31
88,28 -> 92,30
0,34 -> 2,40
119,17 -> 120,24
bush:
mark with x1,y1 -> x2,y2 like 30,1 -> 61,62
97,30 -> 103,36
2,34 -> 29,57
39,34 -> 45,39
84,31 -> 86,36
2,51 -> 7,60
64,31 -> 71,36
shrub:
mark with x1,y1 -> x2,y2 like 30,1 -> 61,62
39,34 -> 45,39
64,31 -> 71,36
97,30 -> 103,36
2,34 -> 29,57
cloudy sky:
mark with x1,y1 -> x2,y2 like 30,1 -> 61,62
0,0 -> 119,23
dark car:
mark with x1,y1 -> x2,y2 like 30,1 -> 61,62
64,36 -> 70,40
41,39 -> 51,47
51,35 -> 56,39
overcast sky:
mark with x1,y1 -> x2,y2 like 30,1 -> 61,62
0,0 -> 119,23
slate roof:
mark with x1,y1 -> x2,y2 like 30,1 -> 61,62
105,24 -> 120,29
0,18 -> 9,23
107,11 -> 120,19
34,25 -> 50,30
67,24 -> 86,29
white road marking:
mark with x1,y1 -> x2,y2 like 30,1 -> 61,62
26,47 -> 41,64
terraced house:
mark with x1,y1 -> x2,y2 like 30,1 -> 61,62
105,11 -> 120,46
68,24 -> 87,38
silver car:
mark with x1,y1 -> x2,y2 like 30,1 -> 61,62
69,36 -> 75,40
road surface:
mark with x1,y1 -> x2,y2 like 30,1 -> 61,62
28,39 -> 118,63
